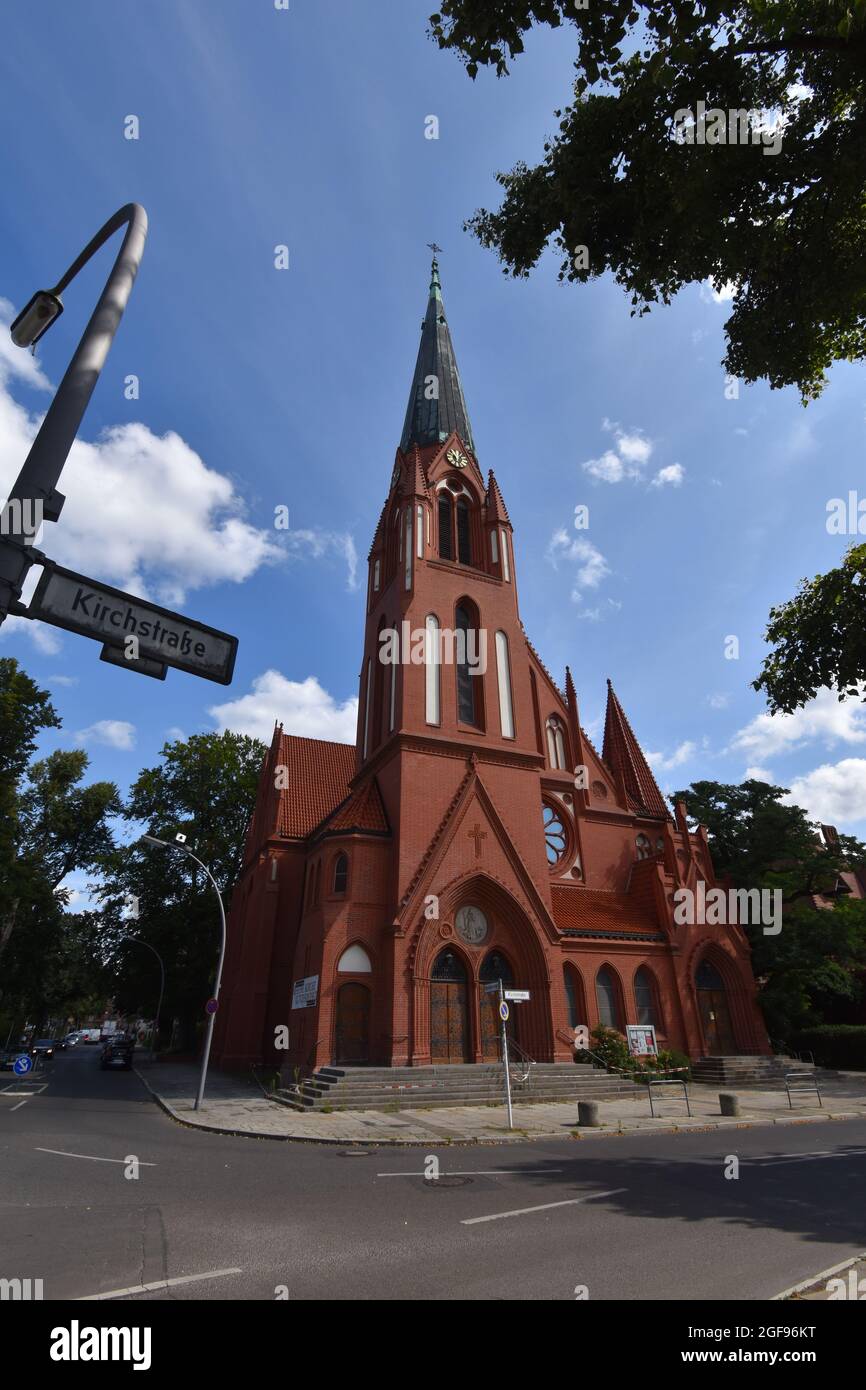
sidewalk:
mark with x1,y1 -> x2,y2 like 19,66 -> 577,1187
134,1062 -> 866,1146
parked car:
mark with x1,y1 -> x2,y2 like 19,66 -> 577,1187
30,1038 -> 59,1059
63,1032 -> 80,1046
100,1034 -> 135,1070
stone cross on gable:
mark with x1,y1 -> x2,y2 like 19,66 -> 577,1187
468,822 -> 487,859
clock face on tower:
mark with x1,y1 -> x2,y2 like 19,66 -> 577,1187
455,905 -> 488,945
446,447 -> 468,469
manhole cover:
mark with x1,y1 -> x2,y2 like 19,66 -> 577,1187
424,1174 -> 474,1189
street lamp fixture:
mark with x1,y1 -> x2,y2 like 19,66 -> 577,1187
10,290 -> 64,348
140,832 -> 226,1111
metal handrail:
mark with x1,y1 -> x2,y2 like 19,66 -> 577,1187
506,1037 -> 535,1085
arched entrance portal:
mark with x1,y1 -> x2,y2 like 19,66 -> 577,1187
695,959 -> 736,1054
335,982 -> 370,1064
430,949 -> 470,1063
479,950 -> 516,1061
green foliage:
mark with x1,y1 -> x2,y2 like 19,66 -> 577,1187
672,778 -> 866,1033
429,1 -> 866,399
753,543 -> 866,713
789,1024 -> 866,1068
96,730 -> 266,1047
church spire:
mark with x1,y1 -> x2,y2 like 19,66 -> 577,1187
602,679 -> 670,819
399,253 -> 476,454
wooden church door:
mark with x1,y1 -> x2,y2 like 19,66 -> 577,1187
430,950 -> 470,1063
696,960 -> 736,1054
335,982 -> 370,1064
479,951 -> 515,1062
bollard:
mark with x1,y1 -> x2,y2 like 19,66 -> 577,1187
719,1092 -> 740,1117
578,1099 -> 600,1127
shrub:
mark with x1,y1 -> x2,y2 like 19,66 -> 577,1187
789,1025 -> 866,1070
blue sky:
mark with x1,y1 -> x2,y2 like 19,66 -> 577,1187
1,0 -> 865,890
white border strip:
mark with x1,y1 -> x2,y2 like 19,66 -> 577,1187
461,1187 -> 626,1225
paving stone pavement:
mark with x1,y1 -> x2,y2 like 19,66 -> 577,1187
134,1062 -> 866,1146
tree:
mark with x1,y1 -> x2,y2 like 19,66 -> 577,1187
673,777 -> 866,1034
0,659 -> 60,960
429,1 -> 866,399
96,731 -> 266,1049
752,542 -> 866,712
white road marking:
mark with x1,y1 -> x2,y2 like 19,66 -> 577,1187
36,1147 -> 157,1166
2,1082 -> 48,1095
10,1100 -> 28,1111
79,1268 -> 243,1301
757,1149 -> 866,1166
461,1187 -> 626,1225
772,1253 -> 866,1301
377,1168 -> 564,1178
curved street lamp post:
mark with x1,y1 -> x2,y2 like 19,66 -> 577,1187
141,835 -> 227,1111
0,203 -> 148,622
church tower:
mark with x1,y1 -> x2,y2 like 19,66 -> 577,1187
212,256 -> 771,1079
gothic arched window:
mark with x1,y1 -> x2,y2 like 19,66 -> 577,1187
456,497 -> 472,564
596,966 -> 622,1031
425,614 -> 440,725
333,853 -> 348,896
636,833 -> 652,861
438,493 -> 453,560
546,717 -> 567,770
455,601 -> 482,728
563,964 -> 584,1029
634,966 -> 660,1029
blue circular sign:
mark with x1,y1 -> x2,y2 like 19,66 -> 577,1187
499,1002 -> 510,1022
13,1054 -> 33,1075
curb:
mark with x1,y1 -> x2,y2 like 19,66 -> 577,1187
134,1069 -> 866,1148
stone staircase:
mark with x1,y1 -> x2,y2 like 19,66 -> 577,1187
273,1061 -> 638,1112
690,1054 -> 820,1087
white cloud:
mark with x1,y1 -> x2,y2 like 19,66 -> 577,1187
283,528 -> 359,591
707,693 -> 730,710
48,673 -> 78,687
0,614 -> 61,654
650,463 -> 684,488
546,529 -> 611,599
647,740 -> 696,772
730,688 -> 866,762
745,765 -> 774,782
700,278 -> 736,304
583,420 -> 654,485
209,670 -> 358,744
0,316 -> 284,608
782,758 -> 866,828
0,298 -> 53,391
75,719 -> 136,750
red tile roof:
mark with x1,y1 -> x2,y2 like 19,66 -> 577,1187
274,734 -> 357,839
324,777 -> 389,835
551,884 -> 662,936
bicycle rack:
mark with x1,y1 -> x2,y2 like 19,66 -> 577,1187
647,1077 -> 692,1118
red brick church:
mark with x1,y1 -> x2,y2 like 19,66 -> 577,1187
213,258 -> 769,1075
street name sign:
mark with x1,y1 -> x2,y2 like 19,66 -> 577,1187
26,560 -> 237,684
504,989 -> 530,1002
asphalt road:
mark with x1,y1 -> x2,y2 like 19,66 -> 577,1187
2,1045 -> 864,1301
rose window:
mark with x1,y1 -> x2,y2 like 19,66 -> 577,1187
543,803 -> 568,865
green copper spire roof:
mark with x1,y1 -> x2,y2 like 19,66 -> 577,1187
399,256 -> 476,454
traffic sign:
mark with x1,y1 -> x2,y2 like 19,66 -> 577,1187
482,983 -> 500,994
13,1054 -> 33,1075
205,997 -> 219,1015
504,989 -> 530,1002
24,560 -> 238,684
499,1001 -> 510,1022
